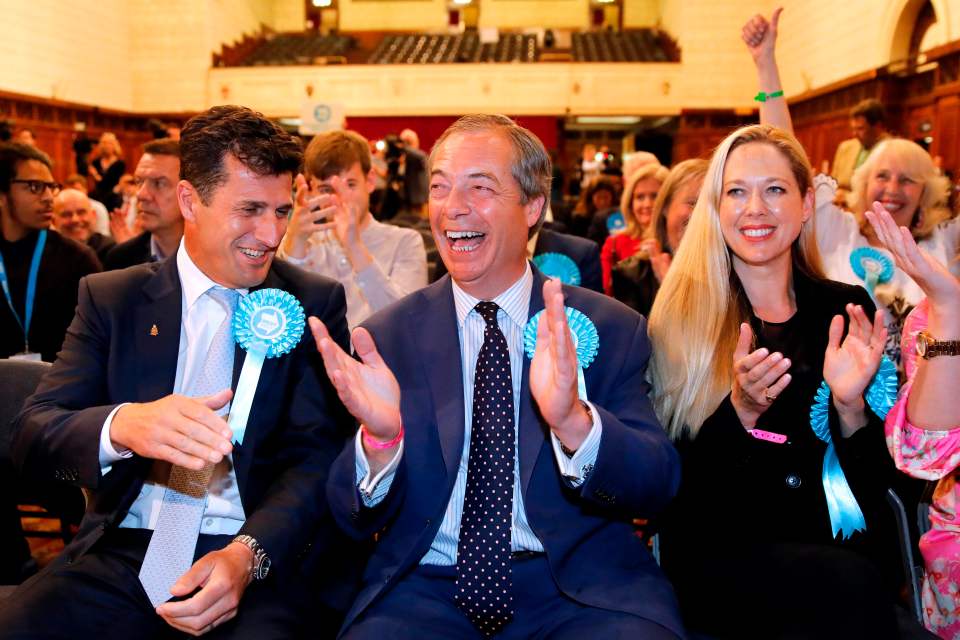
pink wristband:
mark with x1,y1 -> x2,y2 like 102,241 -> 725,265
747,428 -> 787,444
362,423 -> 404,450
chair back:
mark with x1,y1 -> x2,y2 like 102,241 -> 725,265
0,359 -> 51,461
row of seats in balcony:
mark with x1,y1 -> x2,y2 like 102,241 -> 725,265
368,33 -> 538,64
571,30 -> 671,63
244,34 -> 355,66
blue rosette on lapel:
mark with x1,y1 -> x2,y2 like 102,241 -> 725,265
849,247 -> 894,299
606,211 -> 626,233
229,288 -> 305,444
532,252 -> 582,286
808,356 -> 896,540
523,306 -> 599,400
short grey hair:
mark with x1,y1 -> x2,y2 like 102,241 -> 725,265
429,114 -> 552,236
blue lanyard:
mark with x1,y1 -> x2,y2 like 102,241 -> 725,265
0,229 -> 47,352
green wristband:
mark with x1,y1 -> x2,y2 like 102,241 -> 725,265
754,90 -> 784,103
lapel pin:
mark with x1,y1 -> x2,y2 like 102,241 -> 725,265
150,324 -> 159,337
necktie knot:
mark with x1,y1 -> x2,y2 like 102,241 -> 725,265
207,287 -> 239,315
475,301 -> 500,329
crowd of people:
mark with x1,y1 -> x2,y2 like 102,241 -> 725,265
0,7 -> 958,640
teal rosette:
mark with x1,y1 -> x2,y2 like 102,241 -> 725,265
233,288 -> 305,358
228,289 -> 305,444
523,306 -> 599,400
865,356 -> 898,420
809,380 -> 867,540
532,252 -> 582,286
849,247 -> 894,299
606,211 -> 626,233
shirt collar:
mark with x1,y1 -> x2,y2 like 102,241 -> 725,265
451,262 -> 533,330
176,240 -> 248,311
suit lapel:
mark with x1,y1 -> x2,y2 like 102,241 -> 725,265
135,259 -> 181,402
519,267 -> 548,495
411,277 -> 466,479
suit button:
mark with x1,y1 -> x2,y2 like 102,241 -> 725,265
785,474 -> 802,489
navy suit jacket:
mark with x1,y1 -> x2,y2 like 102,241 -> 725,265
12,257 -> 360,608
327,267 -> 684,637
103,231 -> 153,271
432,228 -> 603,293
535,228 -> 602,293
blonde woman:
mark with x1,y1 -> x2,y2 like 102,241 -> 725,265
746,9 -> 960,370
649,125 -> 909,638
610,159 -> 706,314
89,132 -> 125,210
600,163 -> 668,294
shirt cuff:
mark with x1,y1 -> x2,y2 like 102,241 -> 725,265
550,400 -> 602,487
355,429 -> 403,507
99,403 -> 133,474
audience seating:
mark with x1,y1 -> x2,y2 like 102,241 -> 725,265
571,29 -> 674,62
244,33 -> 355,66
368,32 -> 537,64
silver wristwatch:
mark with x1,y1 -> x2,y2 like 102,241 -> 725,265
233,534 -> 271,581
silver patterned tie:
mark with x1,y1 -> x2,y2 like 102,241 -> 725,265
138,287 -> 239,607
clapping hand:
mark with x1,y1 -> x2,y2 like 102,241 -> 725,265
730,323 -> 792,429
823,303 -> 887,436
308,317 -> 401,467
865,202 -> 960,315
529,278 -> 592,451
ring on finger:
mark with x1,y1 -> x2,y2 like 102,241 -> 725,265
764,388 -> 776,403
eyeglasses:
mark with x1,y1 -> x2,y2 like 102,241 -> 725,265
11,179 -> 62,196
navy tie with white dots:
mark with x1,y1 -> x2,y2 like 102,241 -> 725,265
455,301 -> 516,637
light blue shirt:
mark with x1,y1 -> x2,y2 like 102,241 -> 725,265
356,265 -> 602,566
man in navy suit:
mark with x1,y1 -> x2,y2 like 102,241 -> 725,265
432,225 -> 603,293
0,106 -> 357,638
311,114 -> 683,639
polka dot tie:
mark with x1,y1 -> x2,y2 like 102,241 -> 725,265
138,287 -> 238,607
454,301 -> 515,637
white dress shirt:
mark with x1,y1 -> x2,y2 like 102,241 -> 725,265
280,217 -> 427,330
355,264 -> 602,566
98,241 -> 248,535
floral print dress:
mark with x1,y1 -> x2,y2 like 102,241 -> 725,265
885,299 -> 960,638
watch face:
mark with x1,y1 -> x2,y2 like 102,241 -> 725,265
916,332 -> 928,358
256,556 -> 271,580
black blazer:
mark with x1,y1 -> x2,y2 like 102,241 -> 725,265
103,231 -> 153,270
12,257 -> 357,594
432,228 -> 603,293
659,273 -> 904,610
327,267 -> 684,637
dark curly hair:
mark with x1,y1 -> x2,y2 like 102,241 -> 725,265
180,105 -> 302,204
0,143 -> 53,194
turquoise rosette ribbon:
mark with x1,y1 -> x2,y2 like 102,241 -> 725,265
606,211 -> 626,233
228,288 -> 305,444
532,252 -> 582,286
523,306 -> 599,400
808,356 -> 897,540
849,247 -> 894,299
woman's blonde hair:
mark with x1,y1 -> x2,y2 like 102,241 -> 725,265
621,163 -> 669,239
645,158 -> 708,253
850,138 -> 950,240
97,132 -> 122,158
648,125 -> 824,440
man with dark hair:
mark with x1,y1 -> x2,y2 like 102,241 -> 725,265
313,114 -> 683,638
104,138 -> 184,270
280,129 -> 427,329
0,142 -> 100,587
832,98 -> 890,205
0,105 -> 358,638
0,143 -> 101,361
53,188 -> 116,263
